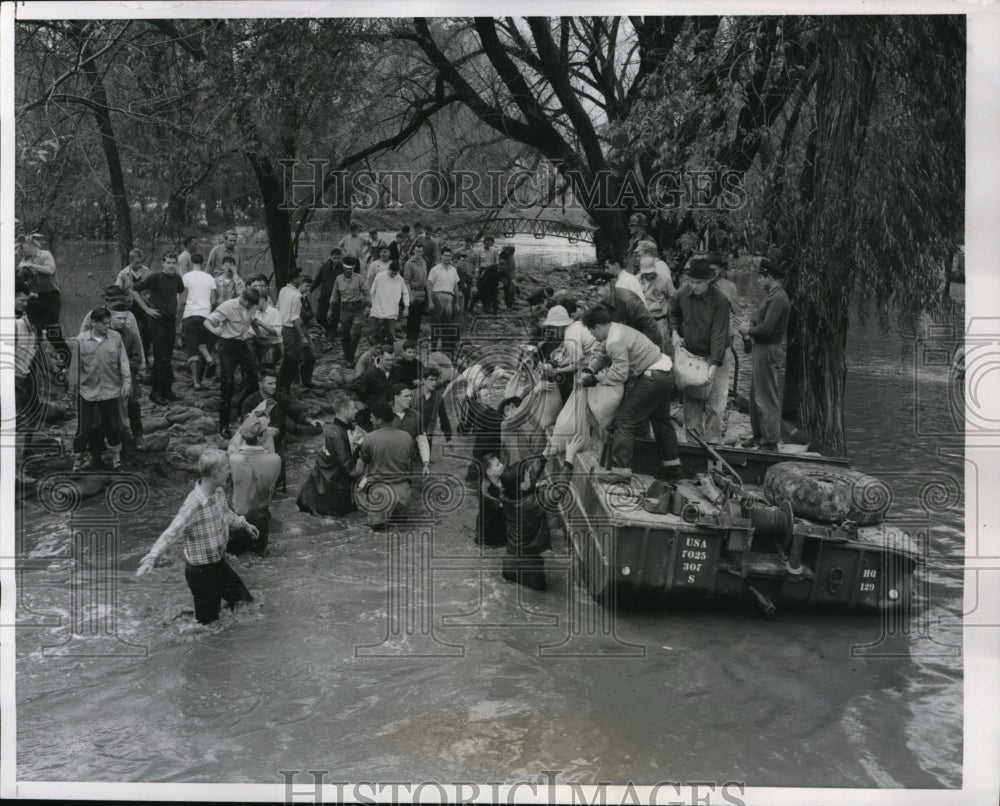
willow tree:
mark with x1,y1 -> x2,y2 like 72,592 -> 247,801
768,16 -> 964,451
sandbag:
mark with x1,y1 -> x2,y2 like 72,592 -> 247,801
587,384 -> 624,429
673,344 -> 713,401
762,461 -> 890,526
550,388 -> 588,453
534,381 -> 564,430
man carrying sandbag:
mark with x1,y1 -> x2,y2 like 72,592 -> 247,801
667,257 -> 732,445
580,306 -> 681,484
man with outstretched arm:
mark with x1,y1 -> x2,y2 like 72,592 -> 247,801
136,449 -> 258,625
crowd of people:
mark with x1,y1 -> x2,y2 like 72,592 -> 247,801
15,215 -> 791,623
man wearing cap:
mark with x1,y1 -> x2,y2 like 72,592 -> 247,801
581,306 -> 681,483
206,229 -> 242,279
358,402 -> 416,530
626,212 -> 658,271
738,258 -> 791,451
329,256 -> 369,364
81,288 -> 146,449
131,252 -> 186,404
298,394 -> 364,517
314,247 -> 344,338
668,257 -> 733,444
592,254 -> 662,348
227,414 -> 282,556
638,255 -> 675,346
67,307 -> 131,472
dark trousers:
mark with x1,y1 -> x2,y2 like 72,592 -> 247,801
502,274 -> 516,309
73,397 -> 124,456
316,287 -> 333,331
405,297 -> 426,340
132,305 -> 152,362
184,558 -> 253,624
502,554 -> 547,591
279,327 -> 315,389
368,316 -> 397,346
35,290 -> 69,363
149,315 -> 176,395
478,279 -> 500,314
123,383 -> 143,440
609,370 -> 679,470
218,338 -> 258,430
750,342 -> 783,444
339,303 -> 365,363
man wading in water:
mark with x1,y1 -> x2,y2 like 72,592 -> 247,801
136,449 -> 258,624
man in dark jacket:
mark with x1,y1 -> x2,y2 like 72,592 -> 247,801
500,456 -> 551,591
297,394 -> 363,516
590,256 -> 661,348
475,452 -> 506,547
314,247 -> 344,338
668,257 -> 732,444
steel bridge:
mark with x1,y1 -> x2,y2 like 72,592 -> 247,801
438,217 -> 597,245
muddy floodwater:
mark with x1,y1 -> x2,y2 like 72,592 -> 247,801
15,238 -> 964,787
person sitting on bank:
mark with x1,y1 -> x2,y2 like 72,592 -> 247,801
389,339 -> 422,387
476,451 -> 507,548
738,258 -> 791,452
227,414 -> 282,556
581,305 -> 681,484
358,402 -> 416,531
667,257 -> 733,445
297,394 -> 364,517
499,456 -> 551,591
136,449 -> 257,625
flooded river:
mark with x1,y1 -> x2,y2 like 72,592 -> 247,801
15,237 -> 963,788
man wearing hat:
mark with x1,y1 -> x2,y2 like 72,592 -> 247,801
81,287 -> 147,449
667,257 -> 733,444
227,414 -> 282,555
206,229 -> 242,279
638,255 -> 674,346
738,258 -> 791,451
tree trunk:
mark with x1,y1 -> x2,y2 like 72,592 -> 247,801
247,153 -> 293,289
783,295 -> 849,455
80,60 -> 132,264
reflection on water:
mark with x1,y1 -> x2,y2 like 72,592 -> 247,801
17,237 -> 962,787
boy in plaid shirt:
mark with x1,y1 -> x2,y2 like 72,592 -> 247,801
136,449 -> 258,623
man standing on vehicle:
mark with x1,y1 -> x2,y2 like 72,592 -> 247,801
581,306 -> 681,483
667,257 -> 732,445
738,258 -> 791,452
